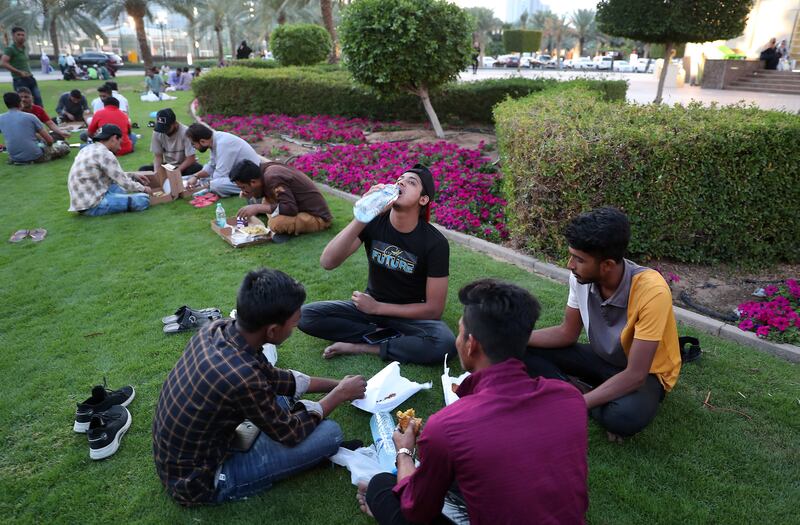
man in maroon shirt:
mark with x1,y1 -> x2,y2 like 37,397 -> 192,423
358,279 -> 589,525
88,97 -> 134,156
17,86 -> 69,140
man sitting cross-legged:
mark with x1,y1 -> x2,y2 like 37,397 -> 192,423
184,123 -> 263,197
153,268 -> 367,506
137,108 -> 202,176
358,279 -> 589,525
55,88 -> 90,124
17,86 -> 69,140
0,91 -> 69,164
298,164 -> 456,365
524,206 -> 682,442
231,159 -> 333,240
67,124 -> 152,216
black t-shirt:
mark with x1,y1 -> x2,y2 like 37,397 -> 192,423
358,213 -> 449,305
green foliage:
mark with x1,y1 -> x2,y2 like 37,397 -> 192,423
495,89 -> 800,264
230,58 -> 281,69
596,0 -> 753,44
339,0 -> 474,96
502,30 -> 542,53
649,43 -> 687,59
194,66 -> 626,124
486,39 -> 505,56
270,23 -> 332,66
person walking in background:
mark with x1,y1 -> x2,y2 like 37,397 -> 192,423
472,44 -> 480,74
1,27 -> 43,106
40,52 -> 51,75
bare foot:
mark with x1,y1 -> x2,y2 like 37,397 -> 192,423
357,482 -> 374,518
323,342 -> 379,359
606,431 -> 625,444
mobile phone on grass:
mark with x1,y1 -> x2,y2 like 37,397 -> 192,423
362,328 -> 403,345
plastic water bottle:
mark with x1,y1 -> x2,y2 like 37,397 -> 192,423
354,185 -> 399,223
215,202 -> 226,228
369,412 -> 397,473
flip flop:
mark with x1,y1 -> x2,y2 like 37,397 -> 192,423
162,306 -> 221,325
30,228 -> 47,242
191,194 -> 219,208
9,229 -> 29,243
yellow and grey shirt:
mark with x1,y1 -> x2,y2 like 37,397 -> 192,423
567,259 -> 681,391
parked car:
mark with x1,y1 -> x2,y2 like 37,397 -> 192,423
482,56 -> 497,67
505,55 -> 520,68
612,60 -> 633,73
493,54 -> 514,67
632,58 -> 655,73
593,56 -> 614,70
572,57 -> 595,70
76,51 -> 123,68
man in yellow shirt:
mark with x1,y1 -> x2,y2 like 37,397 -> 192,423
525,207 -> 681,441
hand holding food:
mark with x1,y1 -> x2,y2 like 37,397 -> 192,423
396,408 -> 423,436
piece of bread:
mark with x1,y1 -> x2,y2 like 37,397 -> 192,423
396,408 -> 423,435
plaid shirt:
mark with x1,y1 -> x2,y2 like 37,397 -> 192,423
67,143 -> 145,211
152,319 -> 323,506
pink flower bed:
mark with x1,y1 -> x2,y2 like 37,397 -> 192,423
293,141 -> 507,241
737,279 -> 800,344
202,113 -> 400,144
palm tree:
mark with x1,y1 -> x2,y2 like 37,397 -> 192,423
320,0 -> 337,62
519,10 -> 528,29
545,15 -> 571,69
530,9 -> 552,52
569,8 -> 595,57
465,7 -> 502,63
88,0 -> 155,68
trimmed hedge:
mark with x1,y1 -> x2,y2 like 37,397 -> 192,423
194,66 -> 627,124
495,89 -> 800,264
270,23 -> 332,66
230,59 -> 281,69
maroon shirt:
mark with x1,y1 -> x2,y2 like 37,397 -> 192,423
394,359 -> 588,524
23,104 -> 51,123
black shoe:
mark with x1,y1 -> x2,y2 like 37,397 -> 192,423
88,406 -> 131,460
74,381 -> 135,433
271,233 -> 292,244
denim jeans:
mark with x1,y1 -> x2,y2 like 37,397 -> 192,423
12,76 -> 42,106
215,397 -> 343,503
82,184 -> 150,217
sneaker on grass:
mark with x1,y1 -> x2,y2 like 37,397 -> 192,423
74,382 -> 135,433
88,405 -> 132,460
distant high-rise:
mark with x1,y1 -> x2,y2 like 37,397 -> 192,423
506,0 -> 549,24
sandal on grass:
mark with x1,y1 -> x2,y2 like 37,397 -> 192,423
30,228 -> 47,242
9,229 -> 29,243
162,305 -> 221,325
163,309 -> 222,334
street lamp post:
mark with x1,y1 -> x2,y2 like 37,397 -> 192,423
156,13 -> 168,64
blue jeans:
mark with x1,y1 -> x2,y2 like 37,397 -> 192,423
82,184 -> 150,217
215,398 -> 343,503
13,76 -> 42,106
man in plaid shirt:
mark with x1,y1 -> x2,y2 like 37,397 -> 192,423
153,268 -> 367,505
67,123 -> 152,216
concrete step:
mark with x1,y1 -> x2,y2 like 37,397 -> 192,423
734,78 -> 800,88
726,83 -> 800,95
753,70 -> 800,78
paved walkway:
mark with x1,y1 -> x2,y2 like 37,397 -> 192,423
459,68 -> 800,113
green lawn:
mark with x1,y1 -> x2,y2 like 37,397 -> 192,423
0,77 -> 798,524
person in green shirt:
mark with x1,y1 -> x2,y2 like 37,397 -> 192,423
87,64 -> 98,80
0,27 -> 42,106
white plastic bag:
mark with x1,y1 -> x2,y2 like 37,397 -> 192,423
352,361 -> 432,413
441,354 -> 470,406
329,446 -> 384,485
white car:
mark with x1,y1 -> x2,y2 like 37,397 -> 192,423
593,56 -> 613,70
612,60 -> 633,72
482,56 -> 497,67
632,58 -> 655,73
573,57 -> 595,70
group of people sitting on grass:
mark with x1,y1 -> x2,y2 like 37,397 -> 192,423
148,164 -> 681,524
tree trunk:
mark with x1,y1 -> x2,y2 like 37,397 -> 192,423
654,41 -> 673,104
188,18 -> 197,59
578,37 -> 584,57
215,27 -> 224,62
228,25 -> 237,60
131,14 -> 153,69
48,12 -> 60,57
321,0 -> 338,63
417,86 -> 444,139
556,36 -> 562,70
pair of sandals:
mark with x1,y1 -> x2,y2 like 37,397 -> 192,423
162,305 -> 221,334
191,193 -> 219,208
9,229 -> 47,243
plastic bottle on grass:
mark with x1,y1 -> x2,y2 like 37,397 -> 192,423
215,202 -> 226,228
370,411 -> 397,473
354,184 -> 399,223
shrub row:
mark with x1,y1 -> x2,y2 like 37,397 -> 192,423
494,89 -> 800,264
229,59 -> 281,69
194,66 -> 627,125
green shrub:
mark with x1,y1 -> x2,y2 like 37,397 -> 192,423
495,89 -> 800,264
270,23 -> 332,66
194,66 -> 626,124
502,30 -> 542,53
230,58 -> 281,69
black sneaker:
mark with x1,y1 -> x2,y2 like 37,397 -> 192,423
88,405 -> 131,460
74,381 -> 135,433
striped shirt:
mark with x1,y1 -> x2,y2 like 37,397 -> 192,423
67,143 -> 145,211
152,319 -> 323,505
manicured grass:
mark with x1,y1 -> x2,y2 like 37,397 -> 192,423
0,77 -> 798,524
